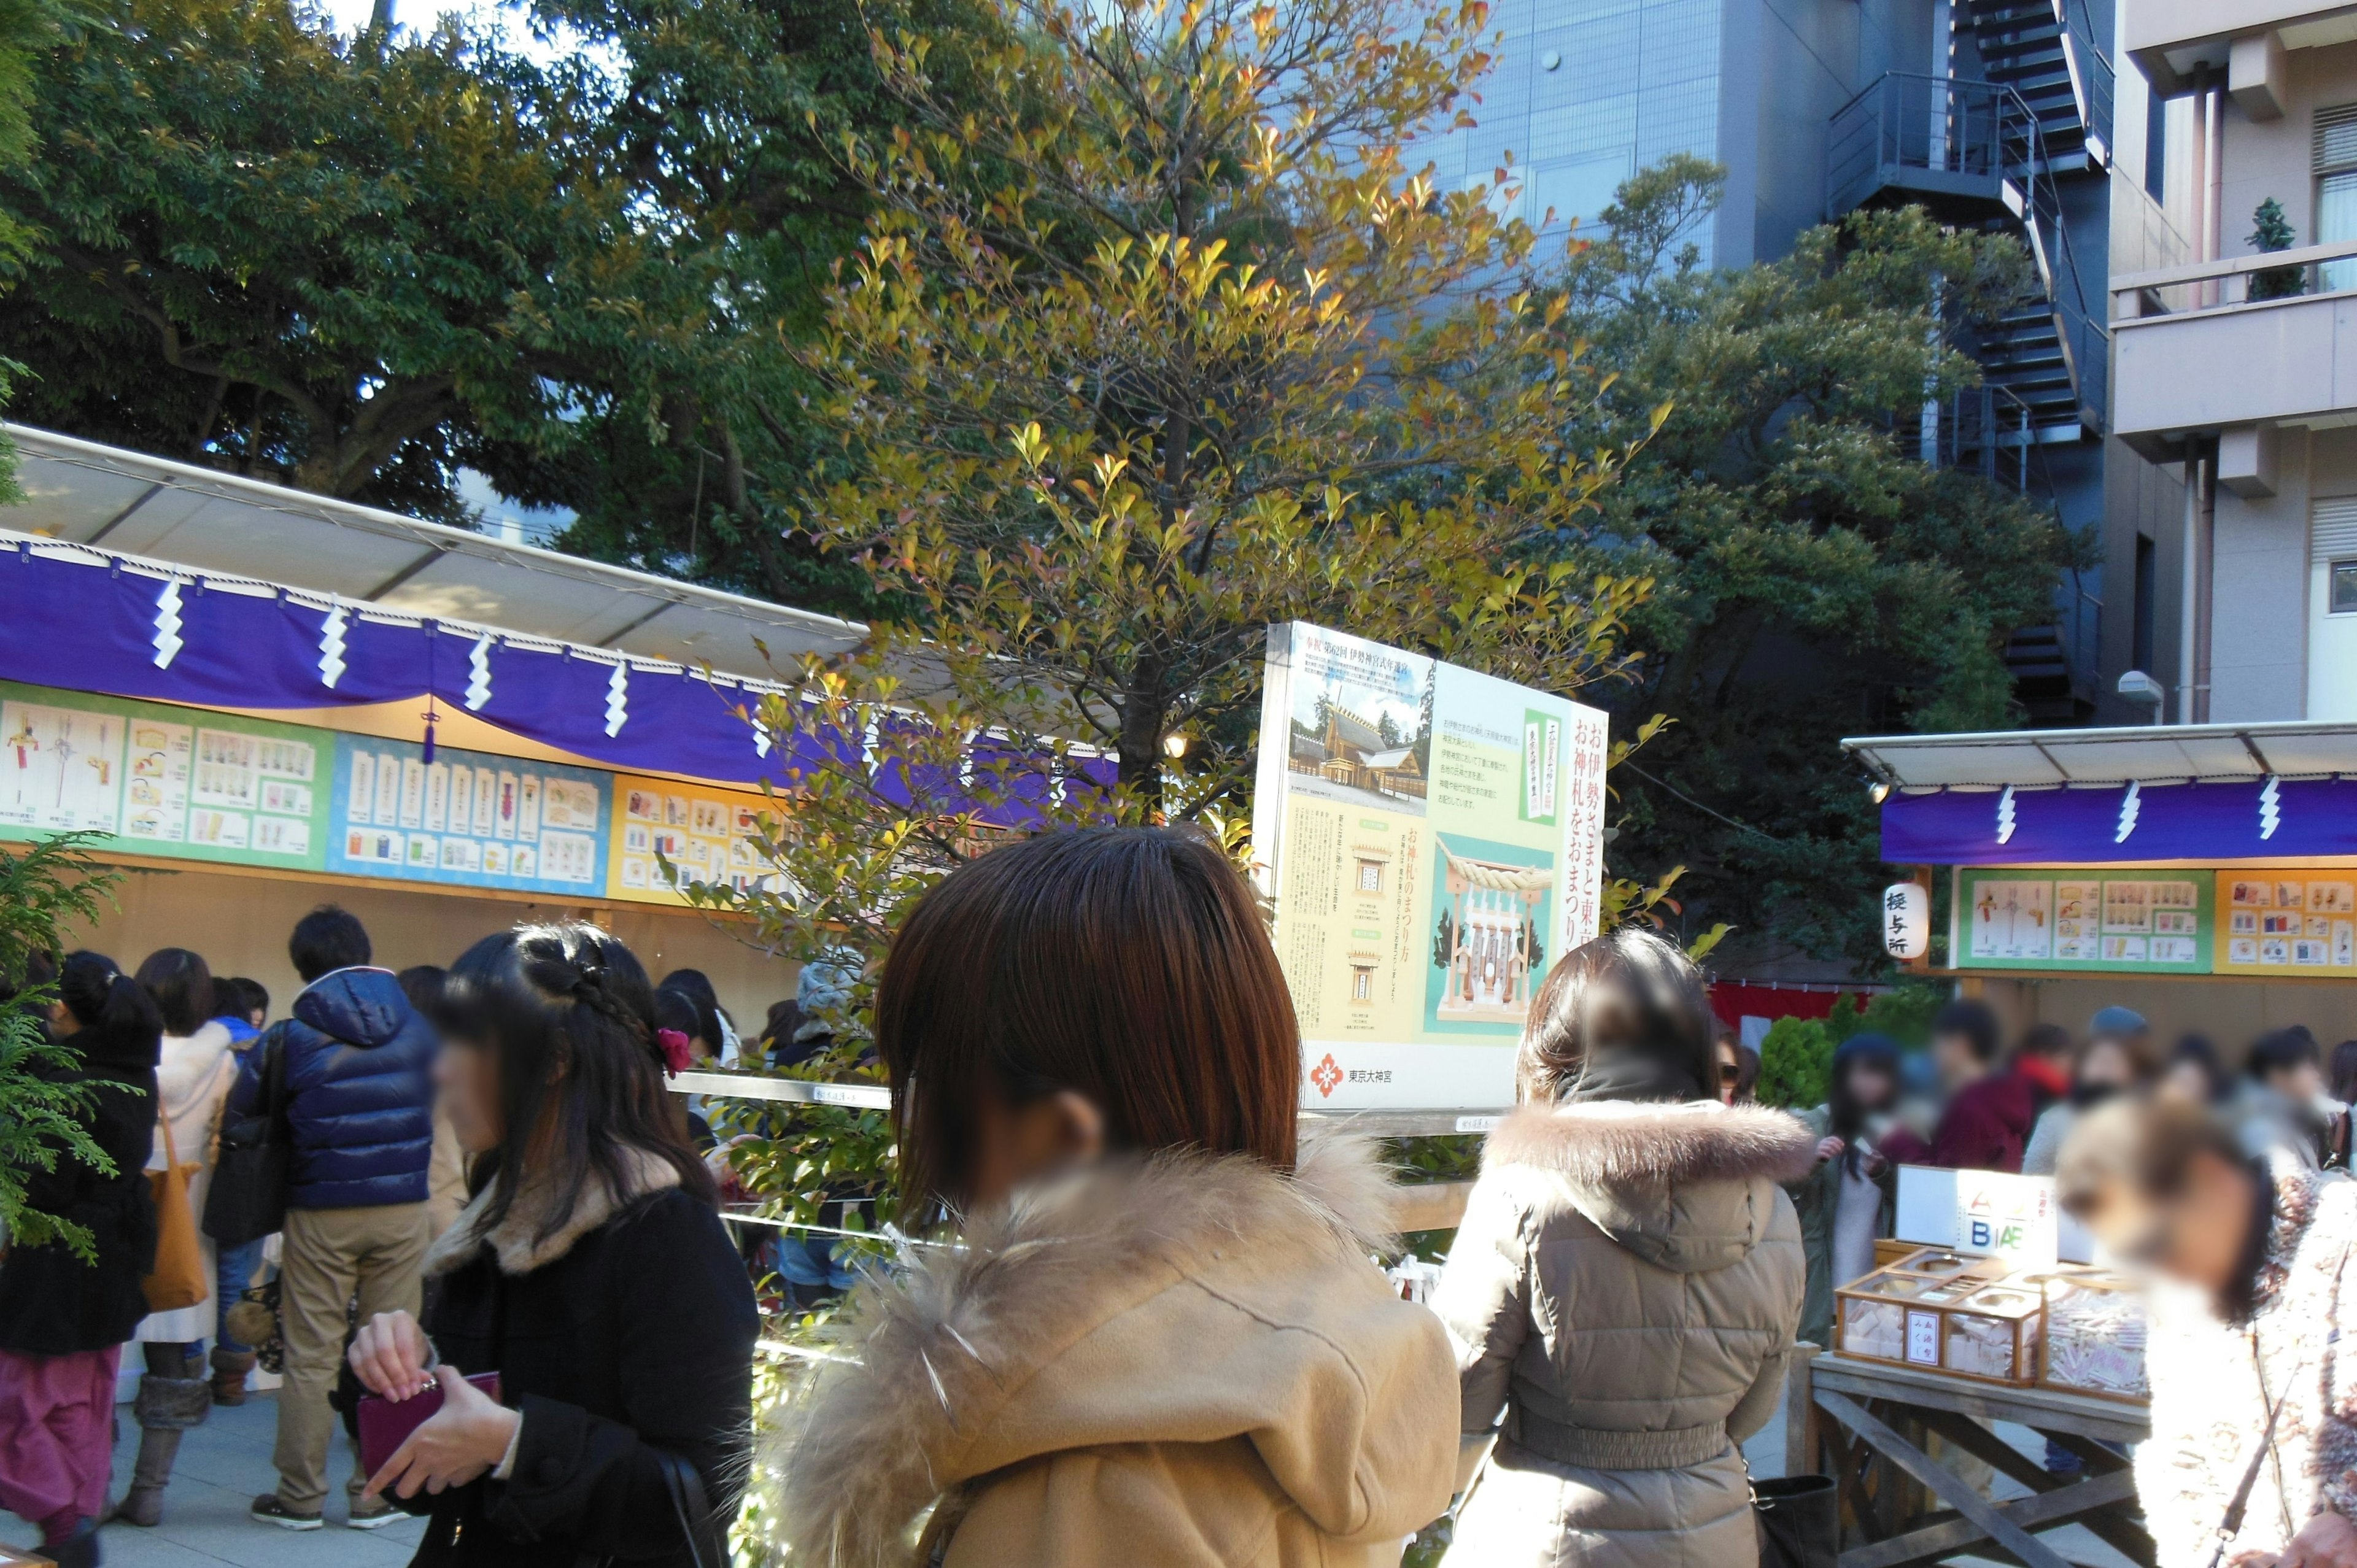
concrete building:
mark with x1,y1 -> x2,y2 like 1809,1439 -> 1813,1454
2111,0 -> 2357,724
1415,0 -> 2200,726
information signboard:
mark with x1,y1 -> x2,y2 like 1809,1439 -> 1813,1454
1952,865 -> 2214,973
1252,623 -> 1607,1110
2213,870 -> 2357,975
604,774 -> 788,904
0,681 -> 330,870
326,734 -> 608,895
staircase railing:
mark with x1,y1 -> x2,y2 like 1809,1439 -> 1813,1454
1827,73 -> 2027,217
2057,0 -> 2116,164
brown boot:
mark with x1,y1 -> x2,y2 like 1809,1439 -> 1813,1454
210,1346 -> 257,1406
112,1370 -> 209,1525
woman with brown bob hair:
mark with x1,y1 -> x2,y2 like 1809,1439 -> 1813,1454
776,826 -> 1457,1566
1434,928 -> 1813,1568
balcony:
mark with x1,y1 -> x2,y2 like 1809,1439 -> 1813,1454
1827,74 -> 2032,220
2111,238 -> 2357,460
2126,0 -> 2357,99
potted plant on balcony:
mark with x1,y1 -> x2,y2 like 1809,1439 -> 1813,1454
2251,198 -> 2307,301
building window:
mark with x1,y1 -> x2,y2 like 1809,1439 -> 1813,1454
2317,106 -> 2357,292
2334,560 -> 2357,614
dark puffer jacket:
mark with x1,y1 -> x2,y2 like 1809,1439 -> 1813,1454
0,1021 -> 159,1354
228,967 -> 435,1209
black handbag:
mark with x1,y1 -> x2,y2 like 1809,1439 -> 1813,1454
1753,1473 -> 1838,1568
203,1036 -> 291,1247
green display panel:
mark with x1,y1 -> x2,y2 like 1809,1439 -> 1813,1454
1952,865 -> 2214,973
0,682 -> 331,871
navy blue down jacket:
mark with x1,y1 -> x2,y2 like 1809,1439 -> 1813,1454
228,967 -> 435,1209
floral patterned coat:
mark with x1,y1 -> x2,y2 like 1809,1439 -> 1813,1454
2140,1165 -> 2357,1568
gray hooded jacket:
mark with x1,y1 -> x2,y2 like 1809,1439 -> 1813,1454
1433,1100 -> 1813,1568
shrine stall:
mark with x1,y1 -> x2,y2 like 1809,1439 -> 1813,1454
1846,720 -> 2357,1045
0,424 -> 1104,1030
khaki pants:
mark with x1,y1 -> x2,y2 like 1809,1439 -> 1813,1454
271,1203 -> 430,1511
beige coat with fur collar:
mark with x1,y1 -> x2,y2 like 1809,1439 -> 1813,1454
773,1134 -> 1458,1567
1434,1100 -> 1812,1568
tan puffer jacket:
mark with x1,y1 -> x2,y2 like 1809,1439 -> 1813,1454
773,1132 -> 1458,1567
1433,1100 -> 1813,1568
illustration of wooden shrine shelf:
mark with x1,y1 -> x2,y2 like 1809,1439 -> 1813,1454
1434,843 -> 1553,1024
1836,1249 -> 2046,1385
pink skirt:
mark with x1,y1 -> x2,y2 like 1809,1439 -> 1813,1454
0,1344 -> 118,1537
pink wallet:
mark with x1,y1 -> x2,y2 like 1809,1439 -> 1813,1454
357,1372 -> 503,1478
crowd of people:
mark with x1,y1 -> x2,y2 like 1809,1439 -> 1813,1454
0,904 -> 808,1566
4,825 -> 2356,1568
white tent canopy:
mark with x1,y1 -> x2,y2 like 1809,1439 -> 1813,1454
1844,721 -> 2357,789
2,424 -> 865,683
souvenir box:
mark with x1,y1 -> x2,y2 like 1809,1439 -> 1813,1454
1834,1247 -> 2045,1385
2035,1267 -> 2149,1402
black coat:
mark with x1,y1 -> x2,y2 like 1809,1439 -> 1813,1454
0,1051 -> 158,1355
409,1183 -> 758,1567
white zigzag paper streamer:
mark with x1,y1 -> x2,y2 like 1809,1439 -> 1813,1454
2260,776 -> 2282,841
465,635 -> 493,711
317,603 -> 348,689
1994,785 -> 2016,846
152,581 -> 185,669
604,661 -> 630,737
2115,780 -> 2142,844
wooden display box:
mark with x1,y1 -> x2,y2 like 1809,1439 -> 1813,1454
2035,1267 -> 2150,1403
1835,1246 -> 2045,1385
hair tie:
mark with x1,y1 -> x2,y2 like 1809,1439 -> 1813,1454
653,1028 -> 693,1078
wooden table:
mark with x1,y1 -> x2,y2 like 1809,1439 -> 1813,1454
1784,1348 -> 2153,1568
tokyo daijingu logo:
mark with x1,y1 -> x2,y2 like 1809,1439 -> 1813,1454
1310,1053 -> 1343,1098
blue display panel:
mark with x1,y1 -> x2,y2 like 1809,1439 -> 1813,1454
327,734 -> 608,895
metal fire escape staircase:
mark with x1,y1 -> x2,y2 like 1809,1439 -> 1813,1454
1824,0 -> 2116,724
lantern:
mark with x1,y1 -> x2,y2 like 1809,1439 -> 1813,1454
1882,881 -> 1930,960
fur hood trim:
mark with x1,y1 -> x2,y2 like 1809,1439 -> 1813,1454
423,1147 -> 679,1278
1485,1099 -> 1819,1191
773,1130 -> 1399,1566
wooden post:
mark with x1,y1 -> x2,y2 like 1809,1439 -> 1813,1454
1785,1342 -> 1822,1480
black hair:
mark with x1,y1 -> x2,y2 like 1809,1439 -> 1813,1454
290,905 -> 371,983
57,949 -> 163,1075
2016,1022 -> 2073,1062
214,976 -> 268,1023
2167,1033 -> 2233,1103
656,970 -> 724,1050
1933,1000 -> 2002,1064
2332,1041 -> 2357,1108
1829,1033 -> 1902,1173
443,923 -> 713,1248
1518,928 -> 1716,1105
397,965 -> 448,1019
654,987 -> 702,1044
134,948 -> 215,1037
2248,1026 -> 2322,1081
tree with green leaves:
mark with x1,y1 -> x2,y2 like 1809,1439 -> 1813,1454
1539,160 -> 2078,968
784,0 -> 1657,813
0,835 -> 122,1259
0,0 -> 629,521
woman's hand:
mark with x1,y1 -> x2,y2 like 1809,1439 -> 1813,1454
1815,1137 -> 1845,1165
350,1310 -> 435,1400
362,1367 -> 521,1501
2278,1512 -> 2357,1568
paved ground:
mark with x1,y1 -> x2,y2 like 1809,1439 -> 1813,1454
1,1376 -> 2134,1568
0,1392 -> 428,1567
